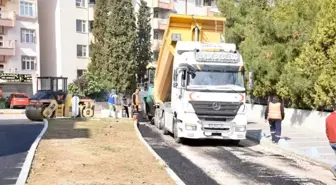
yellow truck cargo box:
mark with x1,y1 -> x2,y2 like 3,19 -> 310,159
154,14 -> 226,104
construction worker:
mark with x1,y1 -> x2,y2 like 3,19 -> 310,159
265,95 -> 285,143
325,102 -> 336,177
122,95 -> 130,118
107,93 -> 117,118
132,88 -> 140,113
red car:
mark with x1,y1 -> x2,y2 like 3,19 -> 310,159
5,93 -> 30,109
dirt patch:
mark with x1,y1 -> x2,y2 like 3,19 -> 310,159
26,118 -> 176,185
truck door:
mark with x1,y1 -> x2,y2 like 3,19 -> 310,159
171,68 -> 187,112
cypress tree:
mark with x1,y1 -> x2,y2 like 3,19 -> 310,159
104,0 -> 137,93
135,0 -> 152,80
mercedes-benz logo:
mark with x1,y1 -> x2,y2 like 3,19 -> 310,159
212,102 -> 221,111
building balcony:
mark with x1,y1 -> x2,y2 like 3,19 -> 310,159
0,40 -> 15,56
152,18 -> 168,30
153,0 -> 174,10
152,39 -> 162,51
206,6 -> 220,16
0,11 -> 15,27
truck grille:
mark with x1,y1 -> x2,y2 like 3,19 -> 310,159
189,101 -> 242,118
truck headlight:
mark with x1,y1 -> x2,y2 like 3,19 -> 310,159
235,125 -> 246,132
185,123 -> 197,130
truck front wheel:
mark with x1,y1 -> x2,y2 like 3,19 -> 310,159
173,117 -> 182,144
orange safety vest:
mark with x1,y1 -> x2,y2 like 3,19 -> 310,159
268,102 -> 282,119
133,93 -> 140,106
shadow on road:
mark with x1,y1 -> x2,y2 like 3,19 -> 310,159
0,119 -> 43,157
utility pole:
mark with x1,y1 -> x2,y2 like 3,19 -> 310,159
185,0 -> 187,15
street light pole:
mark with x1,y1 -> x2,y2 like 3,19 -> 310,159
185,0 -> 187,15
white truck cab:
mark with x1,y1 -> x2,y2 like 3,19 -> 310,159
159,42 -> 247,144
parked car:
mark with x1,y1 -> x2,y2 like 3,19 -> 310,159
5,93 -> 30,109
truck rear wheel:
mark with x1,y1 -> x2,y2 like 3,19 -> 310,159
173,117 -> 182,144
158,111 -> 164,130
231,140 -> 240,145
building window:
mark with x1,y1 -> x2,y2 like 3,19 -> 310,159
76,20 -> 87,33
20,0 -> 34,17
153,51 -> 159,61
0,64 -> 4,73
76,0 -> 86,7
77,45 -> 87,57
195,0 -> 202,7
154,30 -> 159,39
89,20 -> 94,32
21,29 -> 35,44
21,56 -> 36,70
153,9 -> 159,18
89,0 -> 95,5
77,69 -> 87,78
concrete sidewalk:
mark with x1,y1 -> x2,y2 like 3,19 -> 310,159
246,119 -> 336,167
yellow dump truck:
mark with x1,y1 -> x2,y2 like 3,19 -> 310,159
142,14 -> 250,144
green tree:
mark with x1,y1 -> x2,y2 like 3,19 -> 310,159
84,0 -> 109,95
217,0 -> 322,106
104,0 -> 137,93
135,0 -> 152,79
280,0 -> 335,108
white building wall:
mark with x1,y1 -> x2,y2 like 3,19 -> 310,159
39,0 -> 92,84
2,0 -> 40,76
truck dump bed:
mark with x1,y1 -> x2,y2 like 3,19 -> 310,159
154,14 -> 226,104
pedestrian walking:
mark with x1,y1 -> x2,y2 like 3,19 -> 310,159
265,95 -> 285,143
325,102 -> 336,177
122,95 -> 130,118
107,93 -> 117,118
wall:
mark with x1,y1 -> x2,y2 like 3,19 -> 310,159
38,0 -> 57,77
4,0 -> 40,75
246,104 -> 330,134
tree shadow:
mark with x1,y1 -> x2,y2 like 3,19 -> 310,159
42,119 -> 90,140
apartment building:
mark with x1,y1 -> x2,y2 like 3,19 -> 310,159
38,0 -> 95,84
133,0 -> 219,62
0,0 -> 40,96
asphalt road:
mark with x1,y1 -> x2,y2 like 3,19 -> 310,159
0,114 -> 43,185
139,121 -> 336,185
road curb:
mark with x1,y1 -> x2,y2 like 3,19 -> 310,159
15,119 -> 48,185
246,131 -> 333,171
0,111 -> 25,114
133,121 -> 186,185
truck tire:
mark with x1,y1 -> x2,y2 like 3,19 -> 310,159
173,117 -> 182,144
231,140 -> 240,145
158,111 -> 164,130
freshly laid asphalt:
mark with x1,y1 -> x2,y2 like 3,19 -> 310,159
138,122 -> 330,185
0,114 -> 43,185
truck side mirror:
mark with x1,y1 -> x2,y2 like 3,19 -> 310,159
248,71 -> 254,90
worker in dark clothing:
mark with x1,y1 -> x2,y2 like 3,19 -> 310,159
265,95 -> 285,143
122,96 -> 129,118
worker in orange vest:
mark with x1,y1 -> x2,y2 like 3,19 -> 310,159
265,95 -> 285,143
132,88 -> 140,113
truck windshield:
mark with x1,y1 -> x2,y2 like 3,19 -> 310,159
188,71 -> 244,87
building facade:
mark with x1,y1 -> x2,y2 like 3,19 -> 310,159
132,0 -> 219,62
0,0 -> 40,75
38,0 -> 94,84
0,0 -> 40,96
39,0 -> 217,85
